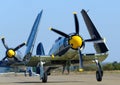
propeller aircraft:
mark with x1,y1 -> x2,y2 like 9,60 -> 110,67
0,9 -> 108,83
27,9 -> 108,83
0,10 -> 43,67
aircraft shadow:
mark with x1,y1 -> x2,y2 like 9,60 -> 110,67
15,80 -> 84,84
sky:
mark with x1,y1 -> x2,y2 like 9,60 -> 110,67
0,0 -> 120,62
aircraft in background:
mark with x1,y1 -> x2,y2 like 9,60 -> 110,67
27,9 -> 108,83
0,10 -> 43,69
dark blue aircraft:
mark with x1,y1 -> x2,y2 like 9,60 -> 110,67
28,9 -> 108,83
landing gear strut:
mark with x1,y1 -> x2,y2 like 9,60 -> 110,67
38,61 -> 48,83
94,59 -> 103,82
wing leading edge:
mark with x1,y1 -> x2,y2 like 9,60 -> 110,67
27,53 -> 108,67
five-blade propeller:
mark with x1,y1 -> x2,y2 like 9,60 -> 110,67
1,37 -> 26,61
50,12 -> 84,72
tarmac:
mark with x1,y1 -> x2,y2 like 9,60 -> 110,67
0,71 -> 120,85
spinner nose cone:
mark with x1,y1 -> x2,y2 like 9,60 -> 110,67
7,49 -> 15,58
69,35 -> 83,50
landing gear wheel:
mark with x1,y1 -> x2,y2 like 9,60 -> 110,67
96,70 -> 102,82
42,72 -> 48,83
94,59 -> 103,82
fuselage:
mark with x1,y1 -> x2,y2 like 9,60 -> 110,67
49,37 -> 69,56
48,35 -> 108,64
48,32 -> 84,57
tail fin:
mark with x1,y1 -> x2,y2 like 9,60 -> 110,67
23,10 -> 43,61
36,42 -> 45,55
81,9 -> 108,53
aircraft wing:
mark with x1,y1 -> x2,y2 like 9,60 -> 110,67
81,9 -> 109,53
0,10 -> 43,67
0,61 -> 10,67
0,60 -> 25,67
0,52 -> 108,67
26,53 -> 108,67
23,10 -> 43,62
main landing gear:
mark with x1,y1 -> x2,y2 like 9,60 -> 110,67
38,61 -> 48,83
94,59 -> 103,82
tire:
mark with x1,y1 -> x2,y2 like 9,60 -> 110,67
42,72 -> 48,83
96,71 -> 102,82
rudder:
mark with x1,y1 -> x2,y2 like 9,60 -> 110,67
36,42 -> 45,55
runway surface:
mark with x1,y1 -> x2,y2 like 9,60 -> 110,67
0,71 -> 120,85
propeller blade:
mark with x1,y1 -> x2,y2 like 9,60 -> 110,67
1,37 -> 9,49
2,56 -> 7,61
78,47 -> 84,72
14,57 -> 19,62
49,28 -> 69,38
14,42 -> 26,51
73,12 -> 79,34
